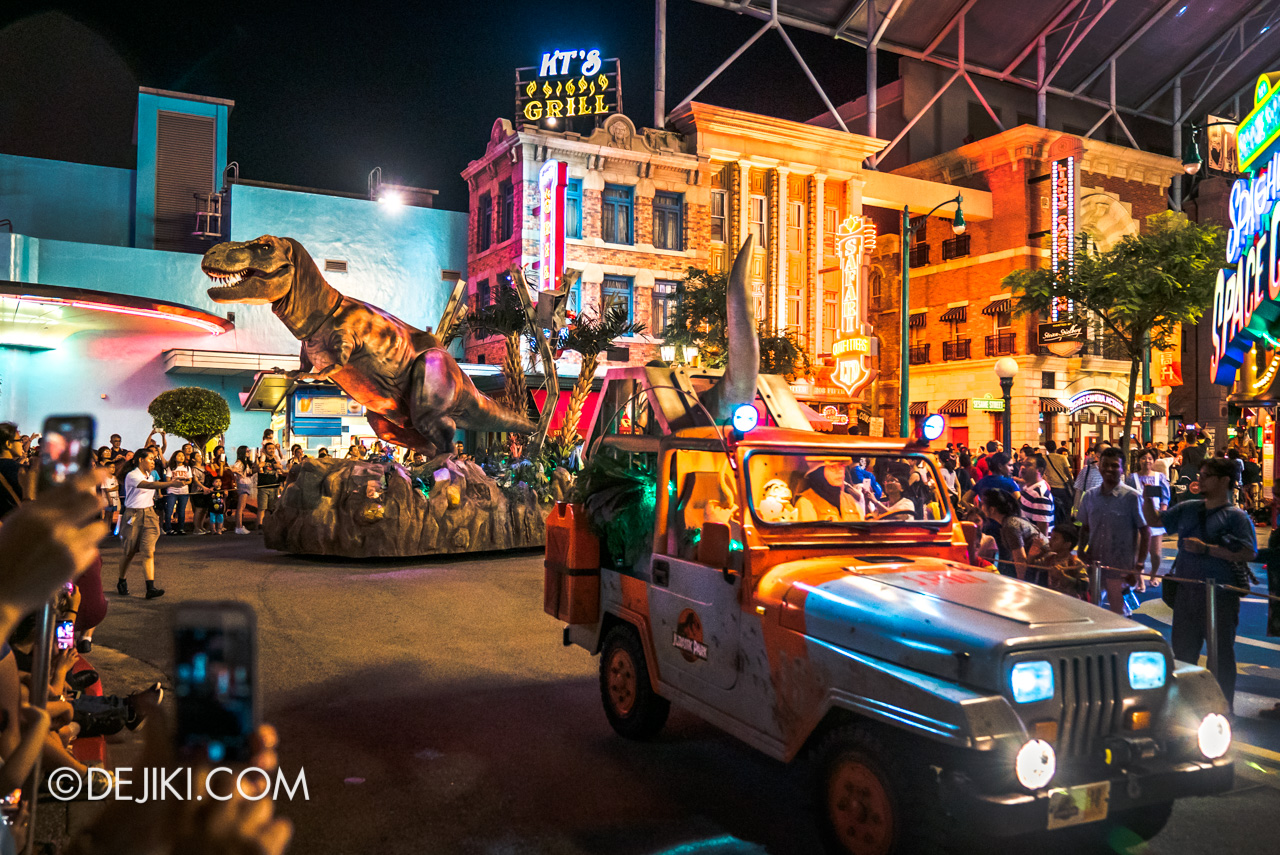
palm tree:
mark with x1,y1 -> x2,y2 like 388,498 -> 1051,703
468,277 -> 531,417
560,304 -> 644,442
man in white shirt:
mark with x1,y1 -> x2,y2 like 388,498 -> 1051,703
118,448 -> 177,599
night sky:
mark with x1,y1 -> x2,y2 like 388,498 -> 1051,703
0,2 -> 894,211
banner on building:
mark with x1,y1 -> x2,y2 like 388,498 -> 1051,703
1157,325 -> 1183,387
1037,320 -> 1086,347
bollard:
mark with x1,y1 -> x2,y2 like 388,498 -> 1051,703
1088,562 -> 1102,607
1204,581 -> 1219,678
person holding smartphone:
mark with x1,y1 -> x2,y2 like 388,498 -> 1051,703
118,449 -> 177,599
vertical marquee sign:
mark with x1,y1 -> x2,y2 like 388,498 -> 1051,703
1041,136 -> 1085,357
831,216 -> 877,399
539,160 -> 567,289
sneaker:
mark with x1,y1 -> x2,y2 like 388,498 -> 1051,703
116,579 -> 129,596
145,587 -> 165,600
235,527 -> 250,534
191,530 -> 208,536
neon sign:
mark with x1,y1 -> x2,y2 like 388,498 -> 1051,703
516,49 -> 620,123
538,160 -> 567,289
820,405 -> 849,426
1210,149 -> 1280,386
1236,72 -> 1280,173
831,216 -> 877,398
1050,156 -> 1075,307
1068,390 -> 1123,413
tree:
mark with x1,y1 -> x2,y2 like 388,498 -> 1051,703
663,266 -> 813,380
559,304 -> 644,443
147,387 -> 231,451
1003,211 -> 1224,460
468,277 -> 531,419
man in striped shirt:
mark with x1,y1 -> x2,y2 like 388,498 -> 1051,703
1019,455 -> 1055,535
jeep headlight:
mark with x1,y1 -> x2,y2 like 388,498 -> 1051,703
1197,713 -> 1231,759
1128,652 -> 1167,690
1011,661 -> 1054,703
1015,739 -> 1056,790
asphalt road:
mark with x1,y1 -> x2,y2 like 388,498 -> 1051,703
91,535 -> 1280,855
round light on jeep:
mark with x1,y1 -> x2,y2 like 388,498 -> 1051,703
1015,739 -> 1056,790
731,403 -> 759,434
1197,713 -> 1232,759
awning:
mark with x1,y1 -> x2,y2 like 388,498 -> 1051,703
909,402 -> 927,416
1039,397 -> 1069,414
938,399 -> 967,415
982,298 -> 1012,316
798,401 -> 833,432
1145,402 -> 1168,418
909,311 -> 927,328
939,306 -> 967,323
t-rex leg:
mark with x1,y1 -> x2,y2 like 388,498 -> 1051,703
365,412 -> 432,453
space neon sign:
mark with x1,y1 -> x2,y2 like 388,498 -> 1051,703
831,216 -> 877,398
1209,149 -> 1280,386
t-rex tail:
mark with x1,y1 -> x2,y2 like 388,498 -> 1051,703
456,385 -> 536,435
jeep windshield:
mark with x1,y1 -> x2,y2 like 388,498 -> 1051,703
746,451 -> 949,527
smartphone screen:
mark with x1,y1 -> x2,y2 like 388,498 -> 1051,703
38,416 -> 95,494
173,603 -> 258,763
1143,484 -> 1164,499
56,620 -> 75,651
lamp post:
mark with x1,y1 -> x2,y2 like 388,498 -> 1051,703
900,194 -> 965,437
995,357 -> 1018,450
1180,121 -> 1240,176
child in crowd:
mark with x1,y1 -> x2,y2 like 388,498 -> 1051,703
209,477 -> 227,535
97,449 -> 119,534
1044,526 -> 1089,600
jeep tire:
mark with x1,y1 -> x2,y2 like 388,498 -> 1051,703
815,723 -> 952,855
600,624 -> 670,740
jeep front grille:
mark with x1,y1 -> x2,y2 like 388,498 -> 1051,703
1057,652 -> 1123,756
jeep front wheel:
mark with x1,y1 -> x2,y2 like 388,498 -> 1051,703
599,624 -> 669,740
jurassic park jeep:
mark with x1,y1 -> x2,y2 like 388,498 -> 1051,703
544,360 -> 1235,854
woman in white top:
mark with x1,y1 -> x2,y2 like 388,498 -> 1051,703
229,445 -> 256,534
867,475 -> 917,520
1128,448 -> 1172,581
163,450 -> 192,534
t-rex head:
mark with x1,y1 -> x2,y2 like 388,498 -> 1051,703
203,235 -> 296,304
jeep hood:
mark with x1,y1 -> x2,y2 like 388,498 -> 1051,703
770,556 -> 1161,691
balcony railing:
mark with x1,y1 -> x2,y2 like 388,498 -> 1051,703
985,332 -> 1016,356
941,233 -> 971,260
909,343 -> 930,365
908,243 -> 931,268
942,339 -> 971,361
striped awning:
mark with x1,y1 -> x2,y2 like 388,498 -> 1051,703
939,305 -> 967,323
938,398 -> 967,415
982,298 -> 1012,316
909,311 -> 927,328
909,401 -> 928,416
1039,397 -> 1069,413
1145,402 -> 1168,417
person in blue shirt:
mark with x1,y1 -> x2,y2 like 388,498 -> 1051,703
961,451 -> 1019,505
1144,456 -> 1257,711
845,458 -> 883,499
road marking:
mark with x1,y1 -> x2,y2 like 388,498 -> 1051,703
1235,741 -> 1280,764
1134,600 -> 1280,653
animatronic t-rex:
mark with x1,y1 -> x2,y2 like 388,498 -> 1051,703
203,235 -> 534,456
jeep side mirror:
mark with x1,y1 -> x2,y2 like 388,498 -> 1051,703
698,521 -> 734,579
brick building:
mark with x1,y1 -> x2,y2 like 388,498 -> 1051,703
872,126 -> 1184,455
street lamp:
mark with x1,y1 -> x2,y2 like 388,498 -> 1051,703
995,357 -> 1018,450
900,194 -> 965,436
1181,121 -> 1239,175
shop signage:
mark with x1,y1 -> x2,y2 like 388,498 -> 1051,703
1048,136 -> 1083,328
971,395 -> 1004,412
832,215 -> 877,398
1207,114 -> 1241,175
1209,147 -> 1280,386
1037,320 -> 1086,346
538,160 -> 566,288
1237,73 -> 1280,173
294,393 -> 363,418
868,417 -> 885,437
516,49 -> 620,123
1068,390 -> 1123,413
820,405 -> 849,426
1158,325 -> 1183,387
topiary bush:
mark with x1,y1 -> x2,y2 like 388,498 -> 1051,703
147,387 -> 231,451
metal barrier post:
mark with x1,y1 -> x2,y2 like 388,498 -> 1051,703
1204,582 -> 1219,678
1088,562 -> 1102,607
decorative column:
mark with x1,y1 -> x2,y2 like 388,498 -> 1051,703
771,167 -> 787,333
810,174 -> 825,356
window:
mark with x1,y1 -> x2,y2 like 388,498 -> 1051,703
710,190 -> 727,242
653,192 -> 684,250
788,201 -> 804,252
824,206 -> 838,252
787,288 -> 802,330
870,270 -> 883,309
498,180 -> 515,242
602,275 -> 634,323
823,290 -> 838,352
569,277 -> 581,316
565,178 -> 583,239
475,278 -> 490,309
653,279 -> 678,335
994,309 -> 1012,331
602,184 -> 634,244
909,215 -> 927,243
748,195 -> 767,246
941,233 -> 971,260
1041,370 -> 1056,389
476,193 -> 492,251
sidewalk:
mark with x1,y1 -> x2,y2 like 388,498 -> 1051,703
33,645 -> 170,849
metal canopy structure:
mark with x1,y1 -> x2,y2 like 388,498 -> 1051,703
684,0 -> 1280,169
